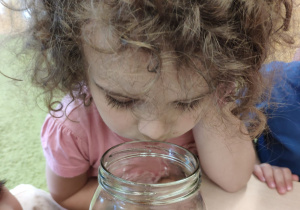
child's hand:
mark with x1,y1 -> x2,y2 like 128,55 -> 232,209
253,163 -> 299,194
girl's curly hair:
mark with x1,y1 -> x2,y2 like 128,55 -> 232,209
8,0 -> 295,138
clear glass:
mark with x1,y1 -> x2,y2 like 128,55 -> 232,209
90,141 -> 206,210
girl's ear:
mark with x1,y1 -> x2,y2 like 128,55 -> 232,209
215,82 -> 236,107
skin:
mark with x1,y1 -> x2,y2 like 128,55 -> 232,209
46,25 -> 256,209
253,163 -> 299,195
0,186 -> 23,210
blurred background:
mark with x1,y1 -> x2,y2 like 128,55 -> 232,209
0,0 -> 300,192
0,0 -> 48,190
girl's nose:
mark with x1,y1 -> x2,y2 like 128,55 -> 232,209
138,119 -> 169,141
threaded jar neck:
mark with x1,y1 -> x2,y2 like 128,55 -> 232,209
98,141 -> 201,205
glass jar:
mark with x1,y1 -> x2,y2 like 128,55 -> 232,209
90,141 -> 206,210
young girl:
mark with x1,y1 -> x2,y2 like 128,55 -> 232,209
12,0 -> 295,209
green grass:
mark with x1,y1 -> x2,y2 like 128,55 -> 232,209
0,35 -> 48,191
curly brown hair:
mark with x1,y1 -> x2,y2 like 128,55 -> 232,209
5,0 -> 295,138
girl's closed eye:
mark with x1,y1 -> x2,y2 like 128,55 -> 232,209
173,99 -> 202,112
105,93 -> 204,111
105,94 -> 138,109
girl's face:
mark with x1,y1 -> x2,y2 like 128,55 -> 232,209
83,32 -> 211,141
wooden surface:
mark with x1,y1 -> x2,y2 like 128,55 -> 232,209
201,175 -> 300,210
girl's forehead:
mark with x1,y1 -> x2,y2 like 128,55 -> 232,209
82,27 -> 209,96
85,48 -> 209,98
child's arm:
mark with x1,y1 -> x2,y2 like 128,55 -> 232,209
193,97 -> 256,192
46,165 -> 98,210
253,163 -> 299,194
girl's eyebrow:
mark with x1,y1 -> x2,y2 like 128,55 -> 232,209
175,93 -> 208,103
94,81 -> 139,99
93,80 -> 209,102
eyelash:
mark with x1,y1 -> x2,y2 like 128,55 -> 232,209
174,100 -> 201,111
105,94 -> 201,111
105,95 -> 137,109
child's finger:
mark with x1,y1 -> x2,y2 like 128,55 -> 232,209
260,163 -> 276,189
292,174 -> 299,182
282,168 -> 293,192
253,164 -> 265,182
273,167 -> 287,194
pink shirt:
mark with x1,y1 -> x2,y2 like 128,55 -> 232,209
41,96 -> 196,178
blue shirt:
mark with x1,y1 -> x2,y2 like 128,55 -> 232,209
257,61 -> 300,176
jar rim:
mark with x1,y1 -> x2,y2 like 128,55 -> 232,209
99,140 -> 201,187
